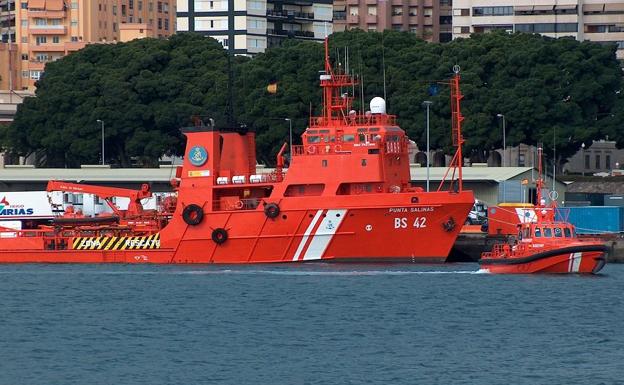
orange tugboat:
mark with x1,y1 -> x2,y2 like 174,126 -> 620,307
0,40 -> 475,264
479,149 -> 607,274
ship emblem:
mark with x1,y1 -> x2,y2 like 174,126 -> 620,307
188,145 -> 208,166
326,221 -> 334,230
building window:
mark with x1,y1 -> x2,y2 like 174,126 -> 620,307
585,154 -> 590,169
71,20 -> 78,27
408,7 -> 417,16
392,6 -> 402,16
113,5 -> 117,15
349,6 -> 358,16
71,2 -> 78,9
367,5 -> 376,16
113,22 -> 118,31
460,8 -> 469,16
158,18 -> 162,29
392,24 -> 402,31
606,155 -> 611,169
22,70 -> 29,78
163,2 -> 168,12
53,36 -> 59,43
164,18 -> 169,30
423,8 -> 433,16
519,154 -> 525,167
71,36 -> 78,42
35,36 -> 47,45
21,54 -> 28,60
129,0 -> 134,9
367,26 -> 377,31
596,155 -> 601,169
21,2 -> 27,9
460,26 -> 470,33
21,37 -> 27,43
472,6 -> 513,16
30,70 -> 42,80
157,1 -> 162,12
138,1 -> 143,11
21,19 -> 28,27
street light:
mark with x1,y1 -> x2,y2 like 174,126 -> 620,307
96,119 -> 105,165
284,118 -> 293,155
422,101 -> 433,192
496,113 -> 506,167
581,142 -> 585,176
496,113 -> 506,203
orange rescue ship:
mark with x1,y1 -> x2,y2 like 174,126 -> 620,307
0,40 -> 475,264
479,148 -> 607,274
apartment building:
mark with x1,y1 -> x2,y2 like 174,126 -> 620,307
452,0 -> 624,59
13,0 -> 176,90
176,0 -> 333,55
334,0 -> 453,43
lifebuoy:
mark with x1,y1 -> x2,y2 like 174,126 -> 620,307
182,204 -> 204,226
334,144 -> 342,152
308,145 -> 316,154
264,203 -> 280,219
212,228 -> 228,244
234,200 -> 244,209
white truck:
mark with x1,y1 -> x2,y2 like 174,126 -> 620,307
465,199 -> 488,225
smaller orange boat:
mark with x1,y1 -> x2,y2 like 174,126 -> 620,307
479,148 -> 607,274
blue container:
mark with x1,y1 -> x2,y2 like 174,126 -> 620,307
556,206 -> 622,234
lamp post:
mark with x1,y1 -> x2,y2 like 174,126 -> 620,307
422,101 -> 433,192
496,113 -> 506,167
496,113 -> 506,202
581,142 -> 585,176
284,118 -> 293,155
96,119 -> 105,165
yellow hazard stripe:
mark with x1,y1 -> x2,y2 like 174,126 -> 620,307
71,234 -> 160,250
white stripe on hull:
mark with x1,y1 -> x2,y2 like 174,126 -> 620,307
568,252 -> 582,273
303,209 -> 347,261
292,210 -> 324,261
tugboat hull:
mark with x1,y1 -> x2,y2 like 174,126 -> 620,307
0,195 -> 473,264
480,245 -> 608,274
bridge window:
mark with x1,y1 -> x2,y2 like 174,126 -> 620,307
543,228 -> 552,237
369,127 -> 380,132
357,128 -> 368,133
358,134 -> 366,142
284,184 -> 325,197
534,227 -> 542,237
308,136 -> 320,143
564,228 -> 571,237
554,227 -> 563,237
343,134 -> 355,142
307,130 -> 318,134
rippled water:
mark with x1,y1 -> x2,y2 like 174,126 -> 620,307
1,263 -> 623,385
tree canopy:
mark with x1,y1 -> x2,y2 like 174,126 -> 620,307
2,30 -> 622,167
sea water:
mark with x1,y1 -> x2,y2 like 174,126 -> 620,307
1,263 -> 623,385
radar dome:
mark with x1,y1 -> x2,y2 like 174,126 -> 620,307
370,97 -> 386,114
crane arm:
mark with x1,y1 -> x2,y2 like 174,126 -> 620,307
46,181 -> 152,216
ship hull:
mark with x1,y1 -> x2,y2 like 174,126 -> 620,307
0,193 -> 474,264
479,244 -> 608,274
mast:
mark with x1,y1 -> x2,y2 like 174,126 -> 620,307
450,65 -> 464,192
319,38 -> 357,126
536,146 -> 544,205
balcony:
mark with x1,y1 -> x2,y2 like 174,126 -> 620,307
366,14 -> 377,23
266,29 -> 315,38
28,60 -> 46,71
347,14 -> 359,23
266,9 -> 314,20
29,44 -> 64,52
29,25 -> 67,35
27,10 -> 66,18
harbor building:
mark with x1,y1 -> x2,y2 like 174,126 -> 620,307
12,0 -> 176,90
452,0 -> 624,59
333,0 -> 452,43
175,0 -> 333,55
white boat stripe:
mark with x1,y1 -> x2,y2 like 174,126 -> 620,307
292,210 -> 324,261
568,253 -> 574,273
303,209 -> 347,261
572,252 -> 582,273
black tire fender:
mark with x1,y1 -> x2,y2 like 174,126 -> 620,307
264,203 -> 280,219
211,228 -> 228,244
182,204 -> 204,226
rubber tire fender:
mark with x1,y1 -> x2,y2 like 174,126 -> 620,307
182,204 -> 204,226
211,228 -> 228,244
264,203 -> 280,219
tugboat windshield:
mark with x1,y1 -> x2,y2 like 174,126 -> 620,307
564,227 -> 572,238
544,228 -> 553,237
534,227 -> 542,237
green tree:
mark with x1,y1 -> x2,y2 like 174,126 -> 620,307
2,33 -> 230,167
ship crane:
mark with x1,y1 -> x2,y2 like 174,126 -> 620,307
46,181 -> 152,218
